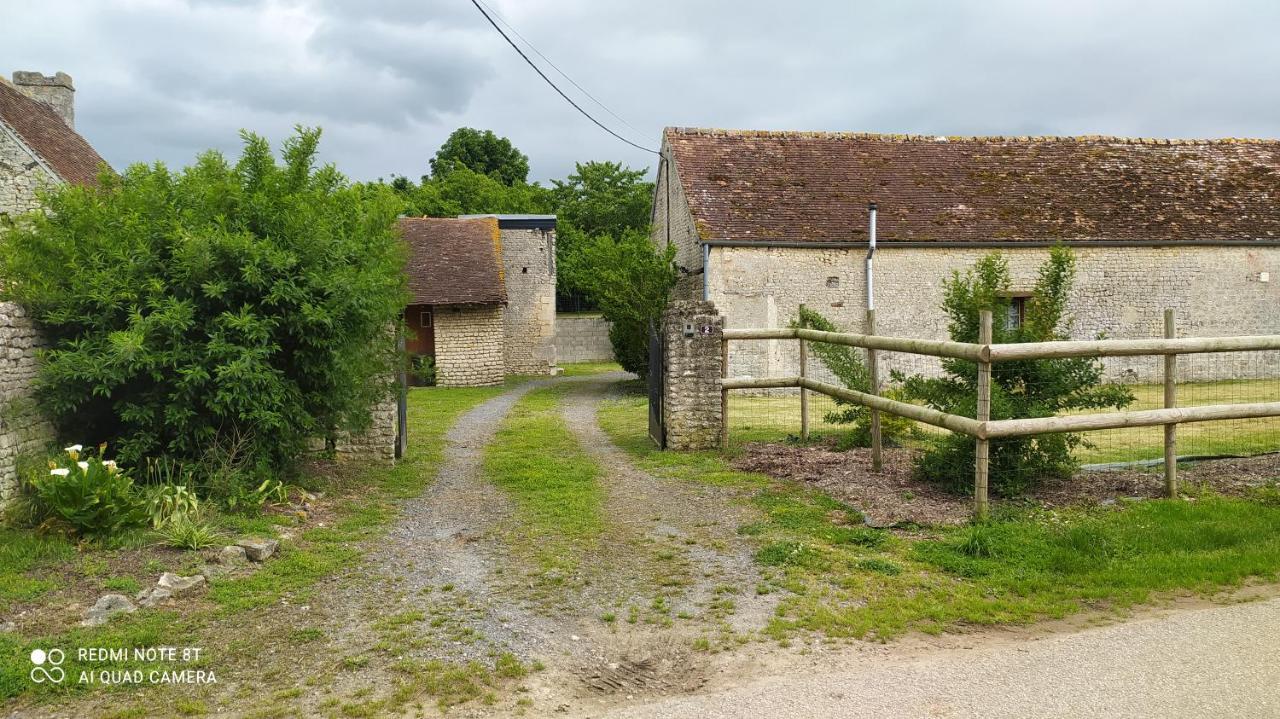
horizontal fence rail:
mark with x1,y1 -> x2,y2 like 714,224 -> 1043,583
719,309 -> 1280,519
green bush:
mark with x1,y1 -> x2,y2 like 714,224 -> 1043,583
561,230 -> 677,381
896,247 -> 1134,495
791,306 -> 915,447
26,445 -> 148,539
0,128 -> 406,494
410,354 -> 437,387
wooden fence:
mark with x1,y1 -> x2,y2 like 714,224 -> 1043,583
721,309 -> 1280,519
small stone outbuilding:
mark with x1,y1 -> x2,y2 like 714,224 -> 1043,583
401,214 -> 558,387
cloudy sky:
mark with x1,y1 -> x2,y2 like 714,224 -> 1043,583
6,0 -> 1279,182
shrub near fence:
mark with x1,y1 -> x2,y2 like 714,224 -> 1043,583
721,309 -> 1280,518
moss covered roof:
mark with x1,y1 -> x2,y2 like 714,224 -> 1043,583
665,127 -> 1280,243
400,217 -> 507,306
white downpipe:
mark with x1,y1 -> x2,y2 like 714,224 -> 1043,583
702,243 -> 710,302
866,202 -> 877,312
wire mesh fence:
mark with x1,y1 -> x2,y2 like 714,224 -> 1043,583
722,323 -> 1280,515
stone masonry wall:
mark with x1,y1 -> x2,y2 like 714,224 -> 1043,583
0,302 -> 55,502
500,227 -> 557,375
711,245 -> 1280,384
332,393 -> 397,462
555,315 -> 614,363
0,127 -> 55,219
651,146 -> 705,300
661,300 -> 724,450
434,305 -> 505,386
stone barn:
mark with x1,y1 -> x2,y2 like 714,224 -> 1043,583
401,214 -> 557,386
652,128 -> 1280,381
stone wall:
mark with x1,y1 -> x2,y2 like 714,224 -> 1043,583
332,393 -> 397,462
555,315 -> 614,363
661,300 -> 724,450
0,302 -> 55,502
710,245 -> 1280,383
651,147 -> 705,299
0,126 -> 54,219
500,227 -> 557,375
434,304 -> 505,386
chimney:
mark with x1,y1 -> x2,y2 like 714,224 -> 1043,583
11,71 -> 75,128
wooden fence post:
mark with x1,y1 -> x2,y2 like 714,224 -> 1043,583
1164,309 -> 1177,498
974,310 -> 993,520
867,308 -> 882,471
720,336 -> 729,448
799,335 -> 809,441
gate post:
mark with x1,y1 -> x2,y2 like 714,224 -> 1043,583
661,300 -> 724,450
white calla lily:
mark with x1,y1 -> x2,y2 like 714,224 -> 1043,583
50,468 -> 70,476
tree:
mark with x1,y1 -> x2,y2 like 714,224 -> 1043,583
896,246 -> 1135,495
562,229 -> 676,380
0,127 -> 406,493
390,167 -> 552,218
430,127 -> 530,186
551,161 -> 653,239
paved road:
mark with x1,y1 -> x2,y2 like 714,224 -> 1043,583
602,598 -> 1280,719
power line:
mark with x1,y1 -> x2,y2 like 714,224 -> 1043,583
474,0 -> 649,140
468,0 -> 659,156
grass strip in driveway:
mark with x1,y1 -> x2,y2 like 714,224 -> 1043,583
483,386 -> 603,577
598,391 -> 1280,642
0,384 -> 506,708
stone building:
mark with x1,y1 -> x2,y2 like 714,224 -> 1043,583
653,128 -> 1280,382
1,71 -> 106,218
401,214 -> 557,386
1,70 -> 108,499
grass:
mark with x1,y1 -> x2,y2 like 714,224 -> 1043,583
599,391 -> 1280,641
0,384 -> 507,705
483,386 -> 603,573
725,378 -> 1280,463
558,360 -> 623,377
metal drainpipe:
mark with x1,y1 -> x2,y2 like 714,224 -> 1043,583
866,202 -> 877,312
703,243 -> 710,301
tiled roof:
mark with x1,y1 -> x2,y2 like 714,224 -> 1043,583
665,128 -> 1280,244
0,81 -> 107,187
400,217 -> 507,306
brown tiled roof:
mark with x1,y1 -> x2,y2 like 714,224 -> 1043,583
400,217 -> 506,306
665,128 -> 1280,244
0,81 -> 107,187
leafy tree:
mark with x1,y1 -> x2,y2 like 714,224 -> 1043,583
896,246 -> 1134,495
791,306 -> 915,448
391,167 -> 552,217
0,128 -> 406,492
430,127 -> 530,186
551,161 -> 653,239
562,229 -> 676,380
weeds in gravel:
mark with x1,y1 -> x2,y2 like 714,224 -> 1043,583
598,392 -> 1280,642
484,386 -> 604,577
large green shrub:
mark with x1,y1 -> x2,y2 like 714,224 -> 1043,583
896,246 -> 1134,495
561,230 -> 677,380
791,306 -> 914,447
0,128 -> 406,490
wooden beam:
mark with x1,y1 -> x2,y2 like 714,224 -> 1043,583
722,376 -> 802,390
719,337 -> 729,448
982,401 -> 1280,439
799,378 -> 983,437
722,328 -> 798,340
988,334 -> 1280,362
799,332 -> 809,442
975,310 -> 993,520
1163,309 -> 1177,498
796,328 -> 988,361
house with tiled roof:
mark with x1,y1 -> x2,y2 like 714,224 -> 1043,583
0,70 -> 108,219
400,214 -> 557,386
652,127 -> 1280,380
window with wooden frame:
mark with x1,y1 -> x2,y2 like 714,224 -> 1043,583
1006,294 -> 1030,329
420,309 -> 433,328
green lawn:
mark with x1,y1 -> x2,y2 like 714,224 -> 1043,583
558,360 -> 623,377
600,392 -> 1280,641
0,384 -> 506,705
726,378 -> 1280,463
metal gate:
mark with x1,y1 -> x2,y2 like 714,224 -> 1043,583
648,321 -> 665,448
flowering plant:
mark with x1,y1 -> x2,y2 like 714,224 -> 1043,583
28,444 -> 147,539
